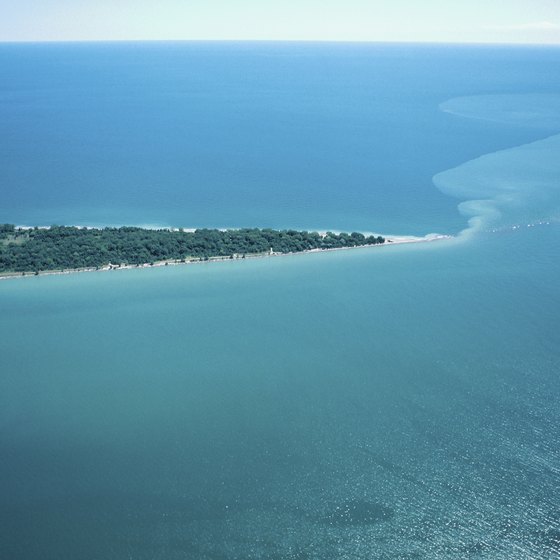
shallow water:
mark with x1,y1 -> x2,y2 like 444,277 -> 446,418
1,226 -> 559,559
434,93 -> 560,235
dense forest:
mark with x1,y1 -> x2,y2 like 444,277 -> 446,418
0,224 -> 385,274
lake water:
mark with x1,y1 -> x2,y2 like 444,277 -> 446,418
1,42 -> 559,559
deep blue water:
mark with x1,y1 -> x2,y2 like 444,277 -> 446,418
1,42 -> 559,234
1,43 -> 560,559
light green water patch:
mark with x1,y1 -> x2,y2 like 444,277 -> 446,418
434,94 -> 560,236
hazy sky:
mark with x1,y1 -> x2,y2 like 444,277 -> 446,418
1,0 -> 560,43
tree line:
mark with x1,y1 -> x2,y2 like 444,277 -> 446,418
0,225 -> 385,273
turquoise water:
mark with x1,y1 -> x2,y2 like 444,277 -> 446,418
1,43 -> 560,559
1,229 -> 559,559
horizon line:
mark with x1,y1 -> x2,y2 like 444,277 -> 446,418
1,38 -> 560,47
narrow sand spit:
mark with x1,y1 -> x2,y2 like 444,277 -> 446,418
0,232 -> 453,281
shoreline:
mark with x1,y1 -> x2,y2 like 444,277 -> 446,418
0,232 -> 452,281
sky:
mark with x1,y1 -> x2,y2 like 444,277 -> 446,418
1,0 -> 560,44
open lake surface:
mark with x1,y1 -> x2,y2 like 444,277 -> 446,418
1,43 -> 560,559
